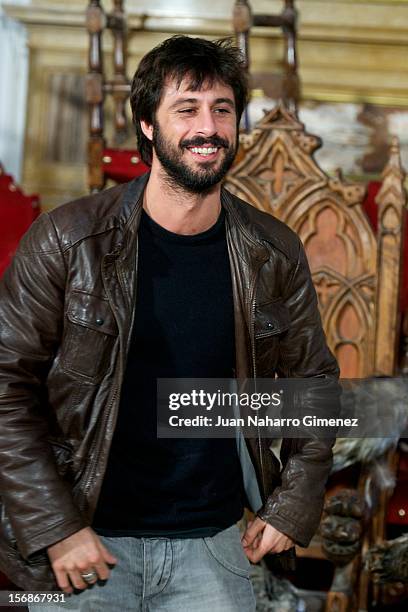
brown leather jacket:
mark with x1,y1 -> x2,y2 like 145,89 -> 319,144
0,174 -> 339,589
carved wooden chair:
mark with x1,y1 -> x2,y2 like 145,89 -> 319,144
224,105 -> 407,611
86,0 -> 148,192
233,0 -> 300,115
225,105 -> 406,378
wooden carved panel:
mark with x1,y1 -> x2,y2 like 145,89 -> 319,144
225,105 -> 405,377
292,185 -> 377,378
375,137 -> 407,375
227,107 -> 326,216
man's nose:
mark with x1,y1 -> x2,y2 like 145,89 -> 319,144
195,108 -> 217,136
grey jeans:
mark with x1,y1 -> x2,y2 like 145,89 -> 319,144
29,525 -> 256,612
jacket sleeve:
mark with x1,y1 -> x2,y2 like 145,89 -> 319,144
258,237 -> 341,546
0,213 -> 87,560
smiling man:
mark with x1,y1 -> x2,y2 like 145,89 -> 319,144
0,36 -> 339,611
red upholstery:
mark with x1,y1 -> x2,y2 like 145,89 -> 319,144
386,451 -> 408,525
0,169 -> 40,588
0,170 -> 41,277
362,181 -> 381,234
102,148 -> 149,183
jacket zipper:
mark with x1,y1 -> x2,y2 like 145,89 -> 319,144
80,385 -> 119,513
222,192 -> 271,503
249,257 -> 268,502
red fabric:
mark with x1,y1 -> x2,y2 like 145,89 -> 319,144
362,181 -> 408,313
0,172 -> 40,277
362,181 -> 381,234
0,171 -> 40,589
386,452 -> 408,525
103,148 -> 149,183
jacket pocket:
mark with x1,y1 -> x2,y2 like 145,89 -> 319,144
255,298 -> 290,339
255,299 -> 290,376
61,291 -> 118,382
48,438 -> 75,481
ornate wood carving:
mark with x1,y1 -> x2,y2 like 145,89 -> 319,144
321,490 -> 366,567
86,0 -> 131,192
106,0 -> 129,144
233,0 -> 300,116
86,0 -> 106,192
225,104 -> 405,378
366,534 -> 408,584
374,137 -> 407,375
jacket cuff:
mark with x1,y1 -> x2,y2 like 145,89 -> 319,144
19,516 -> 88,560
257,503 -> 319,547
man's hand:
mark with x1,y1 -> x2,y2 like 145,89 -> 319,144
47,527 -> 117,594
241,517 -> 294,563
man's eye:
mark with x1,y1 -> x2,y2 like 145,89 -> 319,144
214,108 -> 231,114
179,108 -> 195,114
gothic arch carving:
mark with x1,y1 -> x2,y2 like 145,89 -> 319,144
225,106 -> 405,377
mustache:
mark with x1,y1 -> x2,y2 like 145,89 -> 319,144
180,135 -> 230,149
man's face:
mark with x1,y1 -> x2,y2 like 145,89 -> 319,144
144,77 -> 238,193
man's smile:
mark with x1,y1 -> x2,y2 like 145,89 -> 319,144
186,145 -> 221,161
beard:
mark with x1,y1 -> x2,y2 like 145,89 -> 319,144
152,121 -> 237,194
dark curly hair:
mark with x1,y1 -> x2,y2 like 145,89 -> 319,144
130,35 -> 248,166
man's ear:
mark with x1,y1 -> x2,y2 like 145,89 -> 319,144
140,120 -> 153,142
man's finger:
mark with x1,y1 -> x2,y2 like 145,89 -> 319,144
93,561 -> 110,581
53,567 -> 73,594
99,542 -> 117,566
67,569 -> 88,591
271,540 -> 295,553
245,541 -> 268,563
241,517 -> 265,546
244,531 -> 262,550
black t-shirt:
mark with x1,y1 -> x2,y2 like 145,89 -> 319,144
93,208 -> 244,537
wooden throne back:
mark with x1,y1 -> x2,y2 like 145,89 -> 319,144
224,106 -> 406,377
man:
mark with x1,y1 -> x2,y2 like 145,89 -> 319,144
0,36 -> 339,611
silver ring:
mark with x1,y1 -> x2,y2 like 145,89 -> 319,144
80,571 -> 98,583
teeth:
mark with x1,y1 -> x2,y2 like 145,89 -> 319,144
190,147 -> 218,155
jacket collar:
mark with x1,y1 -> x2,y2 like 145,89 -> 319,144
221,188 -> 269,263
119,172 -> 149,229
117,173 -> 269,264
